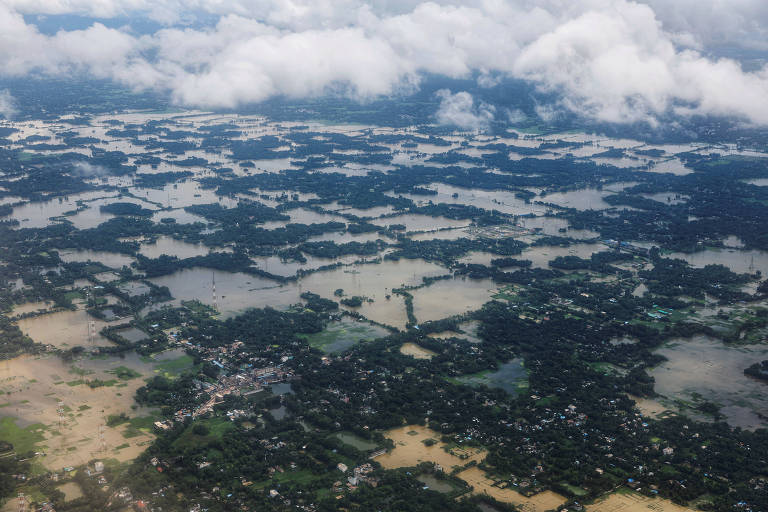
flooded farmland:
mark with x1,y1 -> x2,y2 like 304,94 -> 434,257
16,309 -> 125,348
374,425 -> 484,471
410,277 -> 496,323
399,342 -> 436,359
586,490 -> 695,512
1,95 -> 767,512
0,350 -> 190,471
650,335 -> 768,429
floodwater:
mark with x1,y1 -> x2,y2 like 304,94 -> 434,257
409,228 -> 471,241
0,350 -> 187,470
399,342 -> 436,359
415,474 -> 455,493
586,490 -> 695,512
452,359 -> 528,395
147,268 -> 289,316
1,191 -> 117,229
150,208 -> 208,225
666,247 -> 768,275
538,188 -> 613,210
410,277 -> 496,323
58,249 -> 135,269
458,466 -> 567,512
521,216 -> 599,239
428,320 -> 483,344
11,301 -> 53,317
335,432 -> 378,451
304,230 -> 390,244
371,214 -> 470,232
114,327 -> 149,343
301,317 -> 389,354
650,335 -> 768,429
16,309 -> 126,348
129,181 -> 239,209
520,243 -> 604,269
375,425 -> 484,471
390,183 -> 545,216
138,236 -> 211,259
149,258 -> 446,328
250,253 -> 362,278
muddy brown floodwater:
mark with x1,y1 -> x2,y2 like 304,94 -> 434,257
0,353 -> 168,471
586,490 -> 695,512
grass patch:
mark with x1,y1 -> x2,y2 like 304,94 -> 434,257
69,366 -> 93,376
0,417 -> 46,454
172,417 -> 234,451
560,482 -> 588,496
105,366 -> 142,380
153,354 -> 195,377
63,291 -> 83,301
299,319 -> 388,354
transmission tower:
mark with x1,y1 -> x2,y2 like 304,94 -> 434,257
98,423 -> 107,453
17,493 -> 26,512
56,401 -> 66,430
88,321 -> 96,346
212,272 -> 218,312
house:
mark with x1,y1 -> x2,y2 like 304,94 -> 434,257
337,463 -> 348,473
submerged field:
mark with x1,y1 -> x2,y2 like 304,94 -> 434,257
0,350 -> 192,472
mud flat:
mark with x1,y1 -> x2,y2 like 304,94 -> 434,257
457,466 -> 566,512
586,489 -> 695,512
375,425 -> 484,471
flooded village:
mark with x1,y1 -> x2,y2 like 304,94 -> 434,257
1,106 -> 768,512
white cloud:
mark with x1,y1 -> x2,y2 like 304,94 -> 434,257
72,161 -> 109,177
505,108 -> 527,124
0,90 -> 17,119
435,89 -> 495,130
0,0 -> 767,125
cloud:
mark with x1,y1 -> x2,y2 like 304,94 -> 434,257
435,89 -> 495,130
72,161 -> 109,177
0,90 -> 17,119
0,0 -> 767,125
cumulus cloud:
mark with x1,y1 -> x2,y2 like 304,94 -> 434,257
0,0 -> 767,125
0,90 -> 17,119
435,89 -> 495,130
